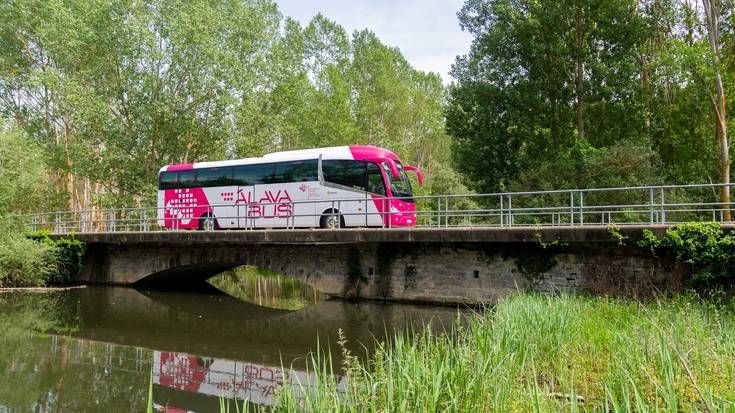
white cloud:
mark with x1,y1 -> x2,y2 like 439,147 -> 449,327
275,0 -> 472,82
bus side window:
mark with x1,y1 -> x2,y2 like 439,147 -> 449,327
159,171 -> 178,190
196,167 -> 234,187
323,160 -> 366,191
234,163 -> 275,186
273,159 -> 318,183
367,162 -> 386,196
178,169 -> 196,189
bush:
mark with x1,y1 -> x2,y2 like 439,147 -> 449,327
637,222 -> 735,285
0,218 -> 86,287
28,231 -> 87,285
0,232 -> 56,288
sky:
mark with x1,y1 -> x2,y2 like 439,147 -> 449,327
274,0 -> 472,83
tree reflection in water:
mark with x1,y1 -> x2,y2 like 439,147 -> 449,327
209,266 -> 325,310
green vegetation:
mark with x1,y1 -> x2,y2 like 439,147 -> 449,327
0,216 -> 85,287
28,231 -> 86,285
638,222 -> 735,285
0,225 -> 56,288
244,293 -> 735,412
0,227 -> 86,287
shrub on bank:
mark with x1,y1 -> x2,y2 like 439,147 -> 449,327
0,220 -> 86,287
28,231 -> 86,285
0,231 -> 55,287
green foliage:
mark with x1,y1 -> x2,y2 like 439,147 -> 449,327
28,231 -> 86,285
263,293 -> 735,412
0,123 -> 50,212
0,229 -> 55,288
637,222 -> 735,284
447,0 -> 731,194
607,224 -> 628,247
0,217 -> 85,287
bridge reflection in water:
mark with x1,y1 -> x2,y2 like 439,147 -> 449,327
1,283 -> 463,412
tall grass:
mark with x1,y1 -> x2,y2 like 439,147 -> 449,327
253,293 -> 734,412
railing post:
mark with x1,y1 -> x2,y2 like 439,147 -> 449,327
660,187 -> 666,224
436,197 -> 441,227
31,215 -> 37,232
109,209 -> 115,232
499,194 -> 504,227
579,191 -> 584,225
508,194 -> 513,227
445,196 -> 449,227
569,191 -> 574,226
649,188 -> 654,224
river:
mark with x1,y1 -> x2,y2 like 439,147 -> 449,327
0,269 -> 464,412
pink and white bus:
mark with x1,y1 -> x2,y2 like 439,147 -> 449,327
156,146 -> 423,230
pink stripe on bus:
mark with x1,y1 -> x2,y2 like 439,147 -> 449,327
166,164 -> 194,171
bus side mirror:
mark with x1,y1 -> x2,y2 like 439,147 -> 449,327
403,165 -> 424,186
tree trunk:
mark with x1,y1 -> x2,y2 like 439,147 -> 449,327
64,117 -> 75,211
575,12 -> 586,141
703,0 -> 730,221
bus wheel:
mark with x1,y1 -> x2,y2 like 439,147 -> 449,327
320,212 -> 344,229
199,214 -> 218,231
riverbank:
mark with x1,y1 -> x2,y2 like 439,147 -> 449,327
0,285 -> 86,293
265,292 -> 734,412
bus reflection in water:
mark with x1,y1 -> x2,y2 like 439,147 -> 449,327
152,351 -> 345,410
157,145 -> 424,230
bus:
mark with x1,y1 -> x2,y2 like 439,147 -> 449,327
156,145 -> 423,230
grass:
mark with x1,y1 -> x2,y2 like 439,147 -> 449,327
236,292 -> 735,412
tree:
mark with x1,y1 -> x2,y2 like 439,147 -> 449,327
447,0 -> 732,196
702,0 -> 730,220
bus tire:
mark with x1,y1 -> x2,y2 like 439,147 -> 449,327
320,211 -> 344,229
198,213 -> 219,231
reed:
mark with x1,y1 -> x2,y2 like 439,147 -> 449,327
256,292 -> 734,412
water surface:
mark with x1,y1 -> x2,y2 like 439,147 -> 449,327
0,278 -> 463,412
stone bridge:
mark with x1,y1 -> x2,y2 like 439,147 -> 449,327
57,226 -> 701,304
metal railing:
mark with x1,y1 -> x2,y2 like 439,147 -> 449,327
17,183 -> 735,234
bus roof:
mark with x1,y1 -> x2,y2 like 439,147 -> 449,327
159,145 -> 402,173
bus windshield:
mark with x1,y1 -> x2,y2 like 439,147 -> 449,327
382,162 -> 413,199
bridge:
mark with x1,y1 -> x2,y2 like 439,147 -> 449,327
23,183 -> 735,304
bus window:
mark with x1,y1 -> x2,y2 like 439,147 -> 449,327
323,160 -> 366,191
159,171 -> 178,190
178,169 -> 196,189
381,162 -> 413,198
367,162 -> 386,195
273,160 -> 318,183
196,167 -> 234,187
234,163 -> 275,186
